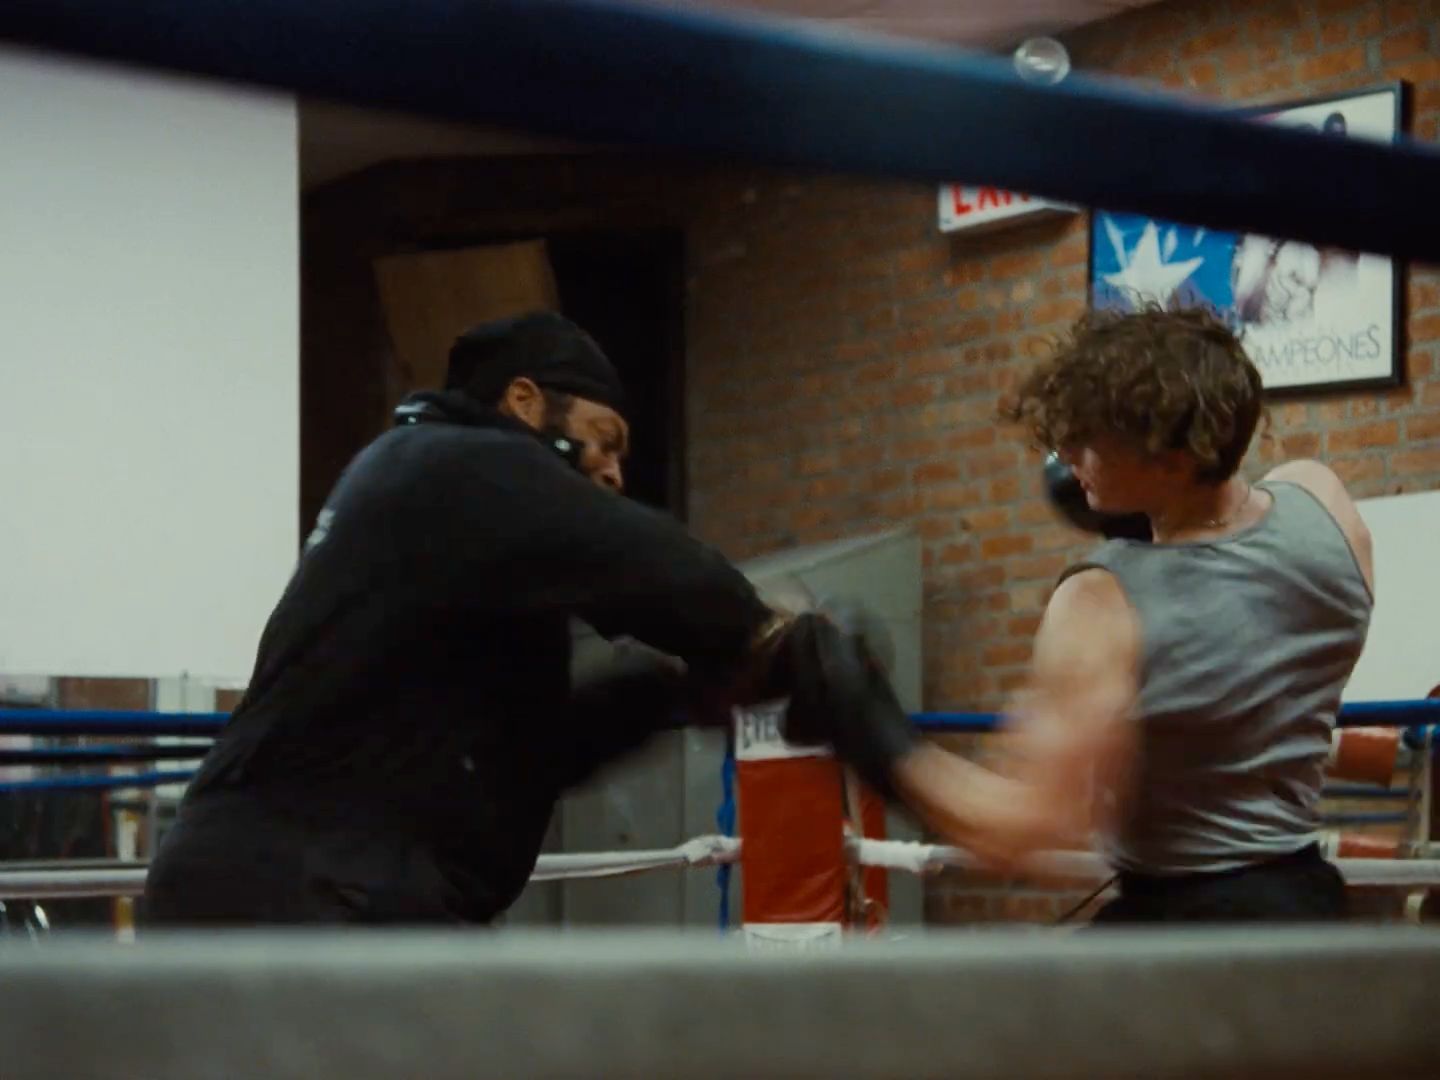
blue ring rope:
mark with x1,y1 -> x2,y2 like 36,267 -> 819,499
715,739 -> 737,933
5,701 -> 1439,737
912,701 -> 1440,732
1,0 -> 1438,260
2,703 -> 1434,799
1322,812 -> 1412,827
0,710 -> 228,736
0,769 -> 196,794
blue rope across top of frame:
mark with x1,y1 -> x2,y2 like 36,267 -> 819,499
1,0 -> 1439,260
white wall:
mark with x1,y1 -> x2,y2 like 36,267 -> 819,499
0,47 -> 299,682
1345,488 -> 1440,702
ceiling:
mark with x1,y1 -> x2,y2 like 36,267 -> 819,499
299,101 -> 585,189
300,0 -> 1153,189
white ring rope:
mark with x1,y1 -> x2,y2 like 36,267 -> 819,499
851,839 -> 1101,879
0,838 -> 745,901
848,838 -> 1440,889
528,835 -> 741,882
4,835 -> 1440,902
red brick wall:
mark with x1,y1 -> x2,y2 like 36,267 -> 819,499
687,179 -> 1089,709
683,0 -> 1440,923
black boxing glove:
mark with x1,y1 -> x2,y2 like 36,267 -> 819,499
770,612 -> 920,803
815,595 -> 896,677
1042,452 -> 1152,542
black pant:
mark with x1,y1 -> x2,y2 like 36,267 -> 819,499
1089,844 -> 1348,925
141,794 -> 470,928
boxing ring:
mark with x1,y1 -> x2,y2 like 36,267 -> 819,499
5,0 -> 1440,1074
1,693 -> 1439,1078
4,708 -> 1436,1080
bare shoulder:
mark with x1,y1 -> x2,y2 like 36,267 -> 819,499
1047,567 -> 1129,616
1263,458 -> 1348,498
1262,456 -> 1360,511
1263,458 -> 1360,523
1030,569 -> 1141,722
1038,570 -> 1140,667
1262,458 -> 1374,590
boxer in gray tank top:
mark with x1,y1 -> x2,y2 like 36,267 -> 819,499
1061,477 -> 1372,917
890,305 -> 1375,923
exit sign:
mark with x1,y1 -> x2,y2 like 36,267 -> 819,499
938,184 -> 1076,234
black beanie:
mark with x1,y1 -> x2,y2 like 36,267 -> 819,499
445,311 -> 628,417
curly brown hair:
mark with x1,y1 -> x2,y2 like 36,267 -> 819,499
1000,305 -> 1265,484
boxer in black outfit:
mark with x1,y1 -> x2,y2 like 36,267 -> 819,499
143,312 -> 955,927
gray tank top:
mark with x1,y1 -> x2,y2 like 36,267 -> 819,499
1061,480 -> 1373,875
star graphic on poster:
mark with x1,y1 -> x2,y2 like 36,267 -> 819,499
1101,217 -> 1205,308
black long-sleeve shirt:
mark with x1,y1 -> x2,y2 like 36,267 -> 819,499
154,399 -> 770,924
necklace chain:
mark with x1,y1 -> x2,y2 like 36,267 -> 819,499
1162,483 -> 1253,533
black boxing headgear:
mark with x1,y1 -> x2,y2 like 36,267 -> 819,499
445,311 -> 628,417
1041,452 -> 1153,542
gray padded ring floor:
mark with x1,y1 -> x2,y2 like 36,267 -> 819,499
1,926 -> 1438,1079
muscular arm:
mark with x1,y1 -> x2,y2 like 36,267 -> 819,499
414,430 -> 776,679
1264,458 -> 1374,594
528,482 -> 775,675
386,429 -> 955,802
889,569 -> 1141,871
1004,569 -> 1142,847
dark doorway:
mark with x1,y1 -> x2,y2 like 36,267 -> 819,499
302,217 -> 687,530
546,229 -> 687,516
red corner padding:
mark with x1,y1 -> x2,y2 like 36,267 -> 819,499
736,753 -> 848,925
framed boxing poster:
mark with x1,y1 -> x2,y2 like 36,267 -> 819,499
1088,82 -> 1408,396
